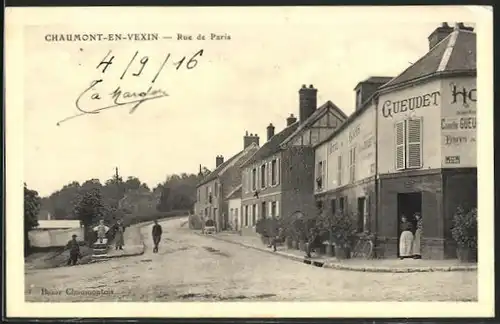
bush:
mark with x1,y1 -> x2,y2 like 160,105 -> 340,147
330,212 -> 356,248
451,207 -> 477,249
256,218 -> 279,238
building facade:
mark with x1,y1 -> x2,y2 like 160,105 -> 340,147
227,185 -> 242,231
240,85 -> 347,235
313,22 -> 477,260
195,134 -> 259,232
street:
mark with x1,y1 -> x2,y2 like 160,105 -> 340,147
25,217 -> 477,302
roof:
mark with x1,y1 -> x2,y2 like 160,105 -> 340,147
354,76 -> 394,90
35,220 -> 81,229
380,28 -> 476,90
280,100 -> 348,147
241,122 -> 299,168
197,142 -> 259,187
226,185 -> 242,200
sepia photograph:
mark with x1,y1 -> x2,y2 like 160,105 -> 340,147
5,5 -> 494,318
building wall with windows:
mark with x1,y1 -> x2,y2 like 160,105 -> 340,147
377,79 -> 442,174
314,102 -> 377,234
194,179 -> 220,225
376,76 -> 477,259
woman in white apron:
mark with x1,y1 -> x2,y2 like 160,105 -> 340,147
399,215 -> 414,259
412,213 -> 422,259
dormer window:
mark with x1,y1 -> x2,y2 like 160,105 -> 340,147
356,89 -> 362,109
208,193 -> 213,203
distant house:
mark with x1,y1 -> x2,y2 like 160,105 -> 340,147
29,219 -> 83,248
195,135 -> 260,232
240,85 -> 347,235
226,185 -> 242,231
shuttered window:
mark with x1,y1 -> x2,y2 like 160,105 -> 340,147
395,120 -> 406,171
395,118 -> 423,170
407,118 -> 423,169
337,155 -> 342,186
276,158 -> 281,185
349,147 -> 356,183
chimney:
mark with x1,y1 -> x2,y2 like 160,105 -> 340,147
266,123 -> 275,141
216,155 -> 224,168
286,114 -> 297,126
243,131 -> 260,148
299,84 -> 317,123
428,22 -> 454,50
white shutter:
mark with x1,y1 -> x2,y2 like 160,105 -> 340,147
268,162 -> 272,187
276,158 -> 281,185
322,160 -> 326,185
407,118 -> 423,169
395,120 -> 406,170
268,201 -> 272,217
337,155 -> 342,186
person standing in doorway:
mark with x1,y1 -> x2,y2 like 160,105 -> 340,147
412,212 -> 422,259
152,220 -> 163,253
66,234 -> 81,266
114,219 -> 126,250
399,214 -> 414,260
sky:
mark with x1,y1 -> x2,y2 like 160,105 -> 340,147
19,6 -> 480,197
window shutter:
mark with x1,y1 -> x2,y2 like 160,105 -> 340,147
322,160 -> 326,186
276,200 -> 280,217
337,155 -> 342,186
395,120 -> 406,170
407,117 -> 423,169
268,162 -> 272,186
268,201 -> 272,217
276,158 -> 281,185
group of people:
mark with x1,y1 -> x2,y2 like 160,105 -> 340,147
399,212 -> 423,260
65,219 -> 127,266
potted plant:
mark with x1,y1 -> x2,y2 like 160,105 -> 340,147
451,207 -> 477,263
330,212 -> 355,259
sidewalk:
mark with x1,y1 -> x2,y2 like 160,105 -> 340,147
200,231 -> 478,273
93,224 -> 145,261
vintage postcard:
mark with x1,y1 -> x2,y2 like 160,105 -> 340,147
5,5 -> 494,318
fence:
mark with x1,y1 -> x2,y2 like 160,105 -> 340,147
28,228 -> 84,248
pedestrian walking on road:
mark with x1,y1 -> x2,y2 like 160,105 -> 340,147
66,234 -> 81,266
114,219 -> 126,250
152,220 -> 163,253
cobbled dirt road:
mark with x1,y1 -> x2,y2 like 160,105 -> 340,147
25,217 -> 477,302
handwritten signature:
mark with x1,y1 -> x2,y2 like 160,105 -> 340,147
56,49 -> 203,126
56,80 -> 168,125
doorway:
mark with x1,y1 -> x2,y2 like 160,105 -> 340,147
357,197 -> 366,233
396,192 -> 422,257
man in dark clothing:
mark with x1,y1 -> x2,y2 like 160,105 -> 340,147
152,220 -> 163,253
66,234 -> 81,266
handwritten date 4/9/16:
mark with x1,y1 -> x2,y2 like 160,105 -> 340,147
56,49 -> 204,126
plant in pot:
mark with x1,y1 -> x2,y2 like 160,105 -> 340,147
330,212 -> 356,259
451,206 -> 477,263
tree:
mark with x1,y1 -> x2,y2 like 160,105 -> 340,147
125,176 -> 141,191
24,184 -> 41,255
74,187 -> 106,241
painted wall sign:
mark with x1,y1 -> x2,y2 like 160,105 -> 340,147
348,125 -> 361,143
328,141 -> 340,155
445,156 -> 461,164
381,91 -> 440,118
450,83 -> 477,106
441,117 -> 476,130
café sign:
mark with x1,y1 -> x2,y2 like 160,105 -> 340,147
382,91 -> 440,118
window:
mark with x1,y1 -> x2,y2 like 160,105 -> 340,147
271,160 -> 277,185
235,208 -> 238,218
357,197 -> 365,233
252,204 -> 257,225
331,199 -> 337,215
316,200 -> 324,212
276,200 -> 280,218
205,187 -> 209,203
349,147 -> 356,183
252,168 -> 257,191
244,205 -> 249,226
395,117 -> 423,170
337,155 -> 342,186
339,196 -> 345,214
261,164 -> 266,188
316,161 -> 324,191
262,202 -> 267,218
271,201 -> 276,217
214,182 -> 218,197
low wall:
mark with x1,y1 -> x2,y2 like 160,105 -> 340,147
28,228 -> 84,248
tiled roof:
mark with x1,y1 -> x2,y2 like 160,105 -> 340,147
241,122 -> 299,168
226,185 -> 242,200
280,100 -> 347,147
197,143 -> 258,187
381,28 -> 476,90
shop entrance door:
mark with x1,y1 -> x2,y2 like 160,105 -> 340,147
396,192 -> 422,257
